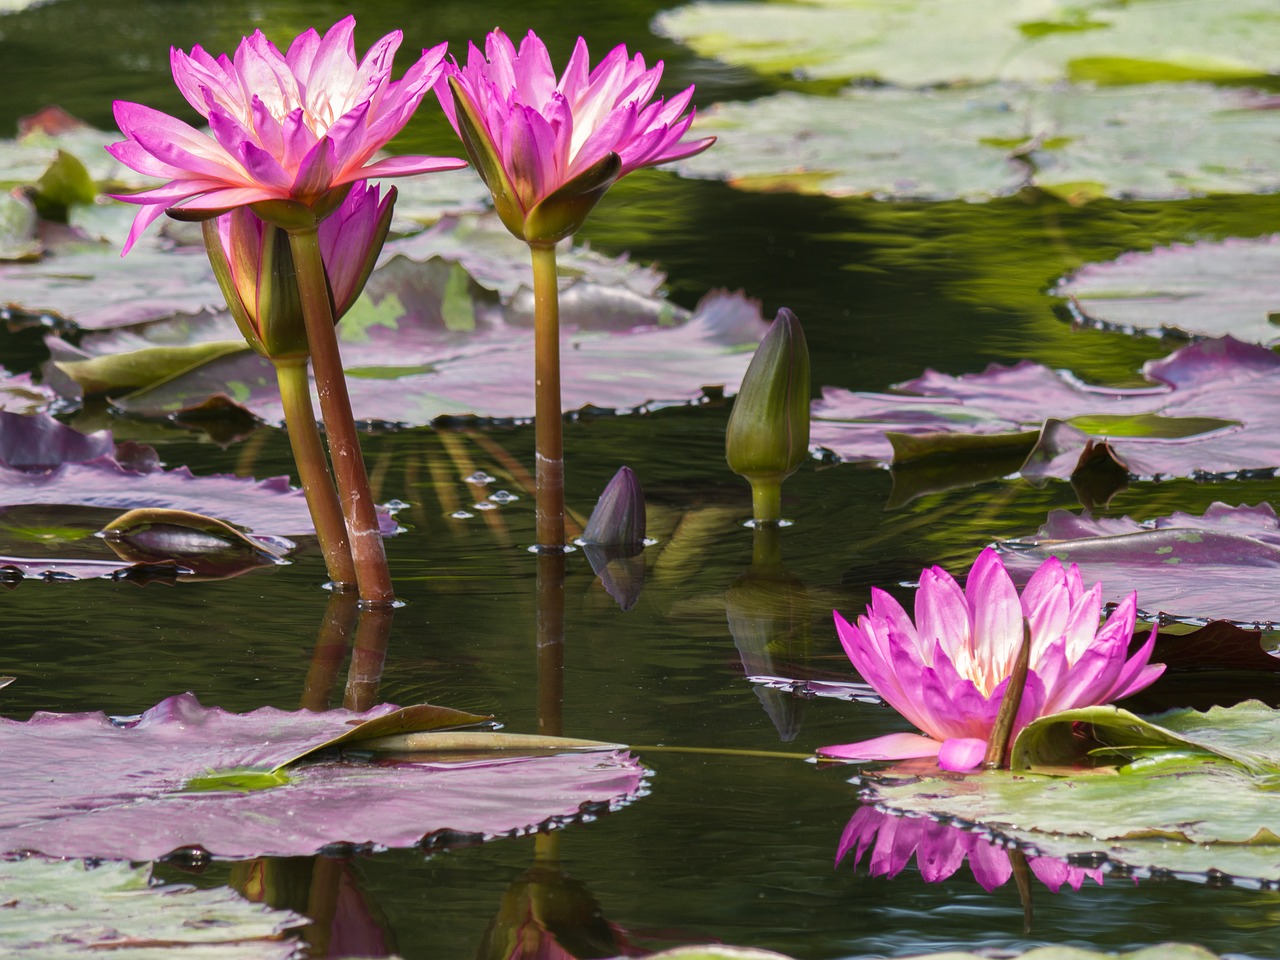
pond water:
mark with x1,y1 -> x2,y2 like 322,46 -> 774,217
3,0 -> 1280,957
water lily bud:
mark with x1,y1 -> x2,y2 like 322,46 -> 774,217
202,183 -> 396,361
581,466 -> 646,551
725,307 -> 811,521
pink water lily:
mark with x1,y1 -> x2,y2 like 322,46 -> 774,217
108,16 -> 465,253
435,29 -> 714,243
818,548 -> 1164,771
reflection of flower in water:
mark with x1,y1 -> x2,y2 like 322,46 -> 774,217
838,805 -> 1104,893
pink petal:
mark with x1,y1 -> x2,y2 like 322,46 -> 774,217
965,548 -> 1023,682
937,737 -> 988,771
915,565 -> 969,662
816,732 -> 942,761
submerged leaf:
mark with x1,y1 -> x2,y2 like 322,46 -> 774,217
0,693 -> 647,860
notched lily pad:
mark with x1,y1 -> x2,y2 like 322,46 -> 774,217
0,692 -> 648,860
998,502 -> 1280,626
813,336 -> 1280,490
676,83 -> 1280,201
1057,234 -> 1280,345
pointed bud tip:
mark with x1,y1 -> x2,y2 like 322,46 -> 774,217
581,465 -> 646,550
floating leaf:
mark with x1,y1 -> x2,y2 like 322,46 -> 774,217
0,413 -> 398,581
0,858 -> 305,958
0,188 -> 40,261
998,502 -> 1280,626
861,700 -> 1280,882
675,83 -> 1280,201
0,236 -> 224,329
656,0 -> 1280,87
1057,234 -> 1280,345
813,336 -> 1280,484
40,215 -> 768,426
98,508 -> 291,579
0,693 -> 647,860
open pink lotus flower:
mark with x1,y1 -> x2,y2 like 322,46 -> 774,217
839,804 -> 1104,893
818,548 -> 1164,771
108,16 -> 465,253
435,29 -> 714,243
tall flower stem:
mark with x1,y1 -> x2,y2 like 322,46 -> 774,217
529,241 -> 565,550
288,226 -> 395,605
750,483 -> 784,528
274,357 -> 357,588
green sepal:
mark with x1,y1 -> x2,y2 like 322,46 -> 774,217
522,152 -> 622,244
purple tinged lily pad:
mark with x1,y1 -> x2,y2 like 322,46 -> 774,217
41,217 -> 768,425
997,502 -> 1280,626
1057,234 -> 1280,345
0,412 -> 397,581
0,693 -> 647,861
812,335 -> 1280,481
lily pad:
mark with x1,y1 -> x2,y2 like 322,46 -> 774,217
998,502 -> 1280,626
0,412 -> 398,581
860,700 -> 1280,882
42,228 -> 767,426
0,858 -> 305,958
655,0 -> 1280,87
0,235 -> 224,330
675,83 -> 1280,202
0,109 -> 151,192
0,692 -> 647,861
812,335 -> 1280,484
1057,235 -> 1280,345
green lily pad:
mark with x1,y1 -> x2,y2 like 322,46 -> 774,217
0,190 -> 40,261
0,858 -> 304,958
861,701 -> 1280,882
655,0 -> 1280,87
677,83 -> 1280,201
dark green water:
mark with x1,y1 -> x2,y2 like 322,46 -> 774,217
4,0 -> 1280,957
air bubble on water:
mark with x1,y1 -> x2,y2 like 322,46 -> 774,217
465,471 -> 496,485
474,501 -> 497,511
488,490 -> 519,504
451,510 -> 474,519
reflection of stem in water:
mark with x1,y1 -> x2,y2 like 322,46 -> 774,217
301,590 -> 360,711
1010,848 -> 1034,935
232,423 -> 271,478
344,604 -> 396,713
537,551 -> 566,739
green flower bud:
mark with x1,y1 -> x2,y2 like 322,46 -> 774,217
725,308 -> 811,522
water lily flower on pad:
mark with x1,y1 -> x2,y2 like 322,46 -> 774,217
818,548 -> 1164,771
0,693 -> 646,861
435,29 -> 714,244
838,804 -> 1103,893
107,16 -> 464,252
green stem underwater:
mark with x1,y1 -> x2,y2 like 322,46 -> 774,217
529,241 -> 565,550
287,227 -> 395,606
274,357 -> 356,589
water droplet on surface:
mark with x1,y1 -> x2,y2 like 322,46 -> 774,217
474,501 -> 497,512
488,490 -> 519,504
465,471 -> 495,485
450,510 -> 474,519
